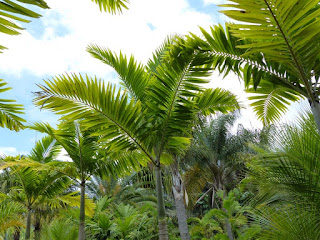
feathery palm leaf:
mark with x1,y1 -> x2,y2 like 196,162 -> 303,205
87,45 -> 149,101
220,0 -> 320,85
0,0 -> 49,52
188,24 -> 305,124
247,112 -> 320,206
0,79 -> 25,131
34,75 -> 153,162
91,0 -> 128,14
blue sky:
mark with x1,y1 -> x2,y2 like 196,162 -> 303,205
0,0 -> 261,156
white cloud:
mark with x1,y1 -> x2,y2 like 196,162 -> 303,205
206,72 -> 263,130
0,147 -> 27,156
56,149 -> 72,162
203,0 -> 228,6
0,0 -> 216,78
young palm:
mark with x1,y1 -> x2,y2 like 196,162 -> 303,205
187,1 -> 320,131
33,37 -> 238,239
28,120 -> 141,240
0,136 -> 73,240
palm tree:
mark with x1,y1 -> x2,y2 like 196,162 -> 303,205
32,37 -> 238,239
28,120 -> 139,240
183,113 -> 263,239
0,201 -> 24,239
0,136 -> 73,240
187,1 -> 320,131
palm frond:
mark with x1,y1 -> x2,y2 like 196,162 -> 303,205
247,79 -> 301,124
87,45 -> 149,101
220,0 -> 320,87
0,0 -> 49,52
147,38 -> 213,155
33,74 -> 153,162
248,113 -> 320,205
28,135 -> 61,163
254,205 -> 320,240
91,0 -> 129,14
0,79 -> 25,131
195,88 -> 240,116
188,24 -> 307,124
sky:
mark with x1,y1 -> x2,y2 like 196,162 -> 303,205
0,0 -> 302,156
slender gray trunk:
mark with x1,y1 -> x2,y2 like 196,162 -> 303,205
310,100 -> 320,134
222,190 -> 234,240
171,163 -> 190,240
224,220 -> 234,240
79,181 -> 86,240
34,214 -> 41,240
155,164 -> 168,240
25,207 -> 32,240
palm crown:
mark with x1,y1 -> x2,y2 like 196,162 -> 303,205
33,38 -> 239,239
187,1 -> 320,129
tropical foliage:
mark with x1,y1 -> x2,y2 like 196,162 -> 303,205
0,79 -> 25,131
187,0 -> 320,130
3,1 -> 320,240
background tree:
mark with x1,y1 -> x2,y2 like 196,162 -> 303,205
28,120 -> 140,240
0,136 -> 74,240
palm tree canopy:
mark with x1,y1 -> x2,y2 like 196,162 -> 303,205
186,0 -> 320,125
184,113 -> 261,207
28,121 -> 145,181
33,40 -> 239,168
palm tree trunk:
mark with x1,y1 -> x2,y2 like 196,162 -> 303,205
222,190 -> 234,240
79,181 -> 86,240
171,163 -> 190,240
155,164 -> 168,240
34,214 -> 41,240
310,100 -> 320,134
25,207 -> 32,240
13,228 -> 20,240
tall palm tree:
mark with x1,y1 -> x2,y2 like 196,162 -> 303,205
171,91 -> 240,240
32,38 -> 238,239
187,1 -> 320,131
28,120 -> 140,240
